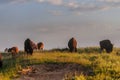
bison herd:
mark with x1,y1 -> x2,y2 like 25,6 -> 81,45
0,37 -> 114,68
4,38 -> 114,55
24,38 -> 44,55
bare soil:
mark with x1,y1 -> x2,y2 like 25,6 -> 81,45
14,63 -> 92,80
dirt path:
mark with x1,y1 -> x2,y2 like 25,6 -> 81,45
14,63 -> 92,80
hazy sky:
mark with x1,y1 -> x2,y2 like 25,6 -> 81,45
0,0 -> 120,51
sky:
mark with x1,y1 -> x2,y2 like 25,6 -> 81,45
0,0 -> 120,51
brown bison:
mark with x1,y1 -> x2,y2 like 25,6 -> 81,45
37,42 -> 44,50
24,38 -> 37,55
68,37 -> 77,52
31,41 -> 38,50
100,40 -> 113,53
8,46 -> 19,58
4,48 -> 8,52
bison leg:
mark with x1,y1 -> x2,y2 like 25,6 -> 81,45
100,48 -> 103,53
75,48 -> 77,52
69,48 -> 73,52
12,53 -> 16,58
29,48 -> 33,55
0,60 -> 3,68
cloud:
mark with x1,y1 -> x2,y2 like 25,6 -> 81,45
0,0 -> 29,4
1,0 -> 120,14
37,0 -> 120,15
69,4 -> 110,12
38,0 -> 44,2
66,1 -> 79,8
99,0 -> 120,3
64,1 -> 115,12
37,0 -> 63,5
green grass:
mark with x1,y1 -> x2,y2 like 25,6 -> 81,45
0,47 -> 120,80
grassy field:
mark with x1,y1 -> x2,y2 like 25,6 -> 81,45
0,47 -> 120,80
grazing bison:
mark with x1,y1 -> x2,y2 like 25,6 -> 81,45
4,48 -> 8,52
24,38 -> 37,55
8,47 -> 19,57
37,42 -> 44,50
31,41 -> 38,50
100,40 -> 113,53
68,37 -> 77,52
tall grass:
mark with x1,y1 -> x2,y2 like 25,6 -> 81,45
0,47 -> 120,80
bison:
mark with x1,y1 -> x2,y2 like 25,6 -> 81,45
68,37 -> 77,52
31,41 -> 38,50
99,39 -> 113,53
24,38 -> 37,55
4,48 -> 8,52
37,42 -> 44,50
8,46 -> 19,57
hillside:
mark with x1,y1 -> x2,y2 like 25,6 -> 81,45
0,47 -> 120,80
